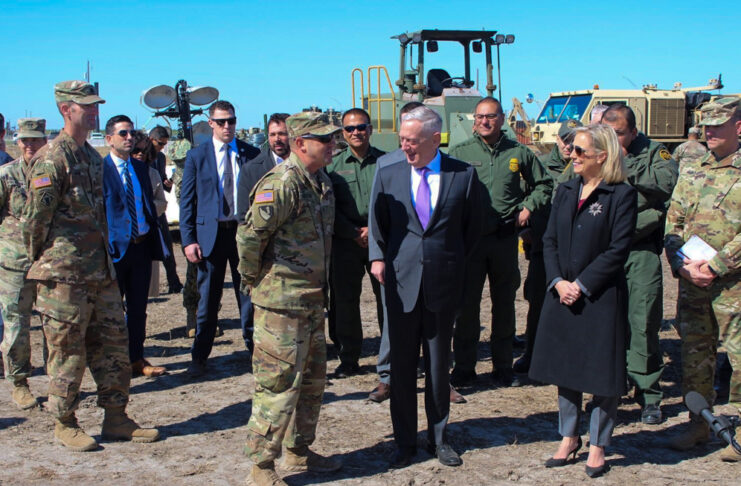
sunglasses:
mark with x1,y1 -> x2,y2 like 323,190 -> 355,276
343,123 -> 369,133
131,147 -> 147,155
572,145 -> 601,157
474,113 -> 501,121
211,117 -> 237,127
302,134 -> 334,144
117,129 -> 137,137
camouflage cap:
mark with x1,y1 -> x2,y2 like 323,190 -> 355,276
688,126 -> 702,135
16,118 -> 46,139
698,97 -> 740,126
557,119 -> 583,141
54,80 -> 105,105
286,111 -> 341,138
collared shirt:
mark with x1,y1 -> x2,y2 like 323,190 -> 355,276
213,137 -> 240,221
271,151 -> 285,166
410,149 -> 441,210
110,152 -> 149,236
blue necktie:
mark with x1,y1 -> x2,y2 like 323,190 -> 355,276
124,162 -> 139,238
415,166 -> 431,229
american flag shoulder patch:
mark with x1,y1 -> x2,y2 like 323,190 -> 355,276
31,175 -> 52,189
254,191 -> 274,204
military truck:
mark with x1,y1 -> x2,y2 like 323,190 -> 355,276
528,76 -> 736,151
350,29 -> 515,152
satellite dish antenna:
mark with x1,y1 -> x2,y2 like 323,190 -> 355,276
192,120 -> 212,147
141,84 -> 176,109
526,93 -> 534,103
187,86 -> 219,106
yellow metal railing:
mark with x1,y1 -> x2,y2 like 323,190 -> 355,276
352,66 -> 396,133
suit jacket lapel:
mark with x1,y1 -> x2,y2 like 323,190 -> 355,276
397,162 -> 423,233
426,155 -> 454,231
104,154 -> 126,195
205,140 -> 219,186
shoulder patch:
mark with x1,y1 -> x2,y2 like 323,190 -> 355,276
254,191 -> 274,204
659,148 -> 671,160
258,205 -> 274,221
509,158 -> 519,172
31,175 -> 52,189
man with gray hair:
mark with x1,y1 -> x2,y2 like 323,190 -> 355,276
590,104 -> 609,124
672,126 -> 707,169
370,105 -> 481,468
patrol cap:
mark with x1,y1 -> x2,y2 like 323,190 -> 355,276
286,112 -> 341,138
558,119 -> 583,141
54,80 -> 105,105
698,97 -> 740,126
16,118 -> 46,139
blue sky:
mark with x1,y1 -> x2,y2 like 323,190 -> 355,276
2,0 -> 739,130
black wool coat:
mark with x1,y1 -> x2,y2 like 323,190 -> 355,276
529,177 -> 637,397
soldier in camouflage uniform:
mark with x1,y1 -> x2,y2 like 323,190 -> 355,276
672,126 -> 708,170
24,81 -> 159,452
326,108 -> 385,377
0,118 -> 47,409
449,97 -> 553,388
664,97 -> 741,460
238,112 -> 341,486
169,138 -> 201,337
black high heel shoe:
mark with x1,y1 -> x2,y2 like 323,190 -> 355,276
585,462 -> 610,478
544,436 -> 582,468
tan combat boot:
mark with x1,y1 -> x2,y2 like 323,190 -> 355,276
246,462 -> 287,486
54,415 -> 97,452
282,445 -> 342,473
668,420 -> 711,451
186,309 -> 197,338
720,443 -> 741,462
12,384 -> 38,410
101,406 -> 160,443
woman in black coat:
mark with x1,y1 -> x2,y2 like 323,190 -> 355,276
529,124 -> 637,478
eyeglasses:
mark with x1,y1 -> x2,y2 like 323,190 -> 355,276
474,113 -> 501,121
117,129 -> 137,138
343,123 -> 369,133
302,134 -> 334,144
211,117 -> 237,127
131,147 -> 146,155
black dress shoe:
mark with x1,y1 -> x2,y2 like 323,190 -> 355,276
641,404 -> 662,425
334,362 -> 360,378
427,443 -> 462,467
492,368 -> 523,388
167,282 -> 184,294
187,359 -> 207,377
389,447 -> 416,469
544,436 -> 582,468
585,463 -> 610,478
450,368 -> 476,387
512,355 -> 531,374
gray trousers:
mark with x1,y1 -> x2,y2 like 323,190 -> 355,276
558,387 -> 617,447
376,284 -> 391,384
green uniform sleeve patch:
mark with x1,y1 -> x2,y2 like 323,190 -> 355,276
660,149 -> 671,160
258,205 -> 274,221
31,175 -> 52,189
509,158 -> 519,172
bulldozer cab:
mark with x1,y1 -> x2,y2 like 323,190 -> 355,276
351,29 -> 513,152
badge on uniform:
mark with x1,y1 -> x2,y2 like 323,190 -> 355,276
254,191 -> 274,204
258,205 -> 274,221
31,175 -> 52,189
509,158 -> 519,172
659,149 -> 672,161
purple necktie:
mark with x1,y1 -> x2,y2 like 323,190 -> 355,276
415,166 -> 431,229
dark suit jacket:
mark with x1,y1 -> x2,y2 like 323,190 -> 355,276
236,148 -> 277,221
179,138 -> 260,256
529,177 -> 637,396
102,155 -> 164,263
369,153 -> 481,313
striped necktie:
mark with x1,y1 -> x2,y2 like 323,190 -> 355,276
222,145 -> 234,217
124,161 -> 139,238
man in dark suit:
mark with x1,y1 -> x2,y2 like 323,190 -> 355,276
234,113 -> 289,351
369,106 -> 481,468
102,115 -> 166,377
179,100 -> 260,376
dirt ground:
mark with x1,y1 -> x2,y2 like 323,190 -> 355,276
1,239 -> 739,486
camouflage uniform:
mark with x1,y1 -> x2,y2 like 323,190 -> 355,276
238,143 -> 335,466
326,145 -> 384,368
0,155 -> 38,385
673,140 -> 708,170
25,129 -> 130,419
169,139 -> 199,314
665,148 -> 741,411
449,132 -> 552,376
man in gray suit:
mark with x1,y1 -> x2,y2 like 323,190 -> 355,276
369,106 -> 481,468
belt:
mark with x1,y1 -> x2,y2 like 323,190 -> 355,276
132,232 -> 149,244
218,220 -> 238,230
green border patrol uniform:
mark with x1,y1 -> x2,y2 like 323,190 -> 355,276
238,113 -> 338,474
0,118 -> 46,405
326,145 -> 385,369
665,97 -> 741,456
449,132 -> 552,379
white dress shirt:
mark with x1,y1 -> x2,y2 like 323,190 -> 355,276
212,137 -> 240,221
410,150 -> 441,211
